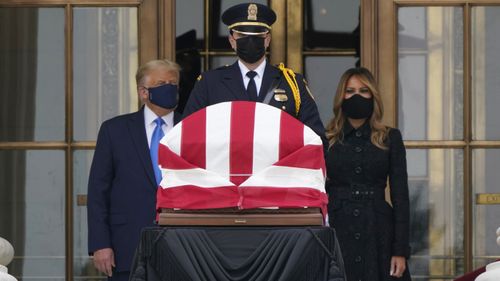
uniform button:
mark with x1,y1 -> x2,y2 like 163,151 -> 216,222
354,146 -> 362,153
354,166 -> 362,174
355,256 -> 362,262
354,232 -> 361,240
353,209 -> 360,216
355,131 -> 362,137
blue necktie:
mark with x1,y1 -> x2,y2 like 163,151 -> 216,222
246,71 -> 258,101
150,117 -> 165,185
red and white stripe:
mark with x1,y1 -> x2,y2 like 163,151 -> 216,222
156,101 -> 327,214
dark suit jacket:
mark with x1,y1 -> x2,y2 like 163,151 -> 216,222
182,62 -> 326,139
87,106 -> 181,272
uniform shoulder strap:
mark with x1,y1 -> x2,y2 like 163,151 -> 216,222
196,65 -> 229,82
278,63 -> 301,116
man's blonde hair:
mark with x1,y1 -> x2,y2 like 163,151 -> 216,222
135,59 -> 180,87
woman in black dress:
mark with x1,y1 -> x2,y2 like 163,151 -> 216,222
326,68 -> 411,280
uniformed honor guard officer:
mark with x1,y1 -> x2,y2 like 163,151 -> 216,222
182,2 -> 326,141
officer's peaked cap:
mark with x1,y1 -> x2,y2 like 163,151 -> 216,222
222,3 -> 276,35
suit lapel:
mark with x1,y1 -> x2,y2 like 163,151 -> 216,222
128,107 -> 156,188
258,64 -> 281,102
221,62 -> 248,100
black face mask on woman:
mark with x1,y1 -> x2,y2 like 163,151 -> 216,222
235,35 -> 266,64
341,94 -> 374,119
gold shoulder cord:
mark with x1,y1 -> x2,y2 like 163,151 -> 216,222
278,63 -> 301,116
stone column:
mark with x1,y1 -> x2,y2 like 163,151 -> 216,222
0,237 -> 16,281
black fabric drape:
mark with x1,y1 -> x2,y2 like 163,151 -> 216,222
130,227 -> 345,281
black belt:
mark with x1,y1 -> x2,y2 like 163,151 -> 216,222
332,185 -> 385,201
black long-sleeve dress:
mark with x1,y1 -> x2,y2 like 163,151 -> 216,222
326,121 -> 411,281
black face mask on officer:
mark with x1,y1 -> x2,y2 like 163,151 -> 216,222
235,35 -> 266,64
341,94 -> 374,119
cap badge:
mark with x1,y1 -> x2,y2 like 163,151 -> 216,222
247,4 -> 258,20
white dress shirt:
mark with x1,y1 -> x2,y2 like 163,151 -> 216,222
238,59 -> 266,96
144,104 -> 174,148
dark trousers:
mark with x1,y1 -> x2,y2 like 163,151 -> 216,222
108,271 -> 130,281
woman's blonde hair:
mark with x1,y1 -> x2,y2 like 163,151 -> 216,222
326,67 -> 389,149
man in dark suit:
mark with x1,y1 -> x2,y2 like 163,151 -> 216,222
183,2 -> 325,140
87,59 -> 181,281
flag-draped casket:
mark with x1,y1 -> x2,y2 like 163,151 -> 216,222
156,101 -> 328,218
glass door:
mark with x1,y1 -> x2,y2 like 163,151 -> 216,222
470,5 -> 500,270
0,0 -> 164,280
377,1 -> 500,279
279,0 -> 362,125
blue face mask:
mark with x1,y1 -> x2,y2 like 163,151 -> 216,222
147,84 -> 178,109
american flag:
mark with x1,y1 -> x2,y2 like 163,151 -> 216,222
156,101 -> 328,216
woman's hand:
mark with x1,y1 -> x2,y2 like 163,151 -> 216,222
390,256 -> 406,278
